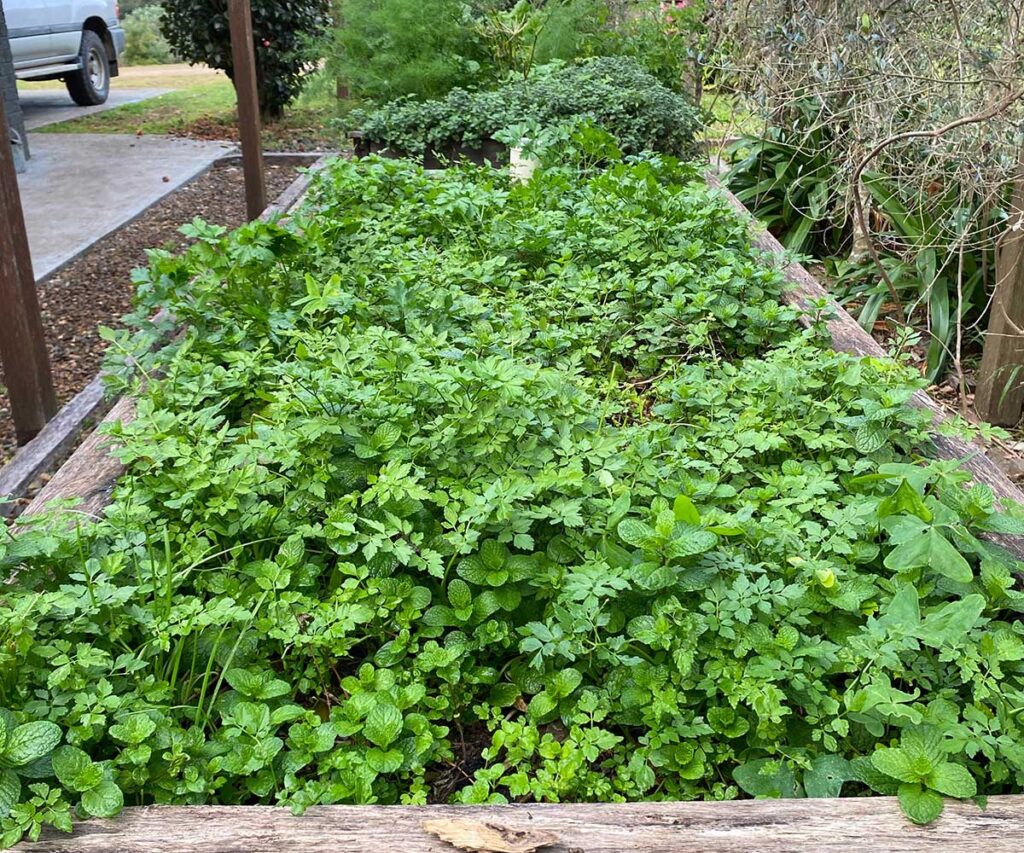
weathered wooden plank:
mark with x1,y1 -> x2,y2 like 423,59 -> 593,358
707,175 -> 1024,558
0,374 -> 108,516
19,395 -> 136,522
15,798 -> 1024,853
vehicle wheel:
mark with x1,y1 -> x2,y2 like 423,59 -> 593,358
65,31 -> 110,106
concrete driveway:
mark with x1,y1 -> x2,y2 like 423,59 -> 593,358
18,88 -> 172,130
16,133 -> 235,280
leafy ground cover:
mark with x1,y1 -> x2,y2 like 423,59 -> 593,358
3,135 -> 1024,845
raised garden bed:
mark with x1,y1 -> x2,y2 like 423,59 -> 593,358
6,151 -> 1024,849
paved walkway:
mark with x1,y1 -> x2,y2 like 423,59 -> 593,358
16,133 -> 235,280
19,88 -> 171,130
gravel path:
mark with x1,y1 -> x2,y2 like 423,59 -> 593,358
0,161 -> 301,466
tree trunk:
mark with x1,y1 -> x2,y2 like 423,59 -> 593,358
974,139 -> 1024,425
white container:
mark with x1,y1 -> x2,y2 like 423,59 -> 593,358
510,147 -> 538,183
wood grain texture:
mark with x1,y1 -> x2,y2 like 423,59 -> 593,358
19,395 -> 136,522
15,798 -> 1024,853
0,78 -> 57,442
0,375 -> 109,516
227,0 -> 267,220
707,175 -> 1024,558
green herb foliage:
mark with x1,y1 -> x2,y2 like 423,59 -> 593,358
350,56 -> 703,159
2,141 -> 1023,843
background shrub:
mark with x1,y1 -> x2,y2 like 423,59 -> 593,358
122,5 -> 178,65
352,56 -> 704,158
328,0 -> 491,102
161,0 -> 331,118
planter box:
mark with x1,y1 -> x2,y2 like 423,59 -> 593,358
11,167 -> 1024,851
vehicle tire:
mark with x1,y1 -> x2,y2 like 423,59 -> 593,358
65,31 -> 110,106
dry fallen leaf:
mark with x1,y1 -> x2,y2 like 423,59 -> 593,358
422,818 -> 560,853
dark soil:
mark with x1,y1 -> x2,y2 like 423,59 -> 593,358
0,161 -> 302,467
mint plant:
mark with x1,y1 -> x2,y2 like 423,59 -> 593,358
1,144 -> 1020,841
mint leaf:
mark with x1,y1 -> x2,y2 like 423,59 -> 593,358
52,746 -> 102,793
1,721 -> 61,767
898,783 -> 944,825
928,763 -> 977,799
80,780 -> 124,819
0,770 -> 19,820
617,518 -> 657,549
364,704 -> 403,749
871,747 -> 922,784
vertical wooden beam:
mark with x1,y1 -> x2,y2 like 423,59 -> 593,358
228,0 -> 266,221
0,81 -> 57,444
975,141 -> 1024,425
333,0 -> 349,101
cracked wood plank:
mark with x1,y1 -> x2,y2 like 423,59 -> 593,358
14,798 -> 1024,853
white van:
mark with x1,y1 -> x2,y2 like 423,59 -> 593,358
2,0 -> 125,105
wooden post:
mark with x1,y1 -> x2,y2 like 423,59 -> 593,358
228,0 -> 266,220
975,141 -> 1024,425
0,80 -> 57,444
333,0 -> 349,101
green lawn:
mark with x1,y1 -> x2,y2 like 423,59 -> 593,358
25,64 -> 342,152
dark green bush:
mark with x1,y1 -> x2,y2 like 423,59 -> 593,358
352,56 -> 704,158
160,0 -> 331,118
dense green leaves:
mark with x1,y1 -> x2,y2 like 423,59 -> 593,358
352,56 -> 702,159
0,147 -> 1020,842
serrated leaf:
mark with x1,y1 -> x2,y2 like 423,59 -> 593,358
0,770 -> 19,820
898,783 -> 944,825
371,422 -> 402,450
364,704 -> 403,749
108,715 -> 157,746
665,524 -> 718,558
871,747 -> 922,784
928,763 -> 977,799
480,540 -> 507,571
551,668 -> 582,698
80,780 -> 124,819
803,755 -> 854,798
1,721 -> 61,767
617,518 -> 657,549
856,421 -> 888,453
365,747 -> 404,774
447,579 -> 473,611
52,746 -> 102,793
527,692 -> 557,721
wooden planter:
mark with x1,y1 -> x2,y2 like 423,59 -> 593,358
9,166 -> 1024,851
